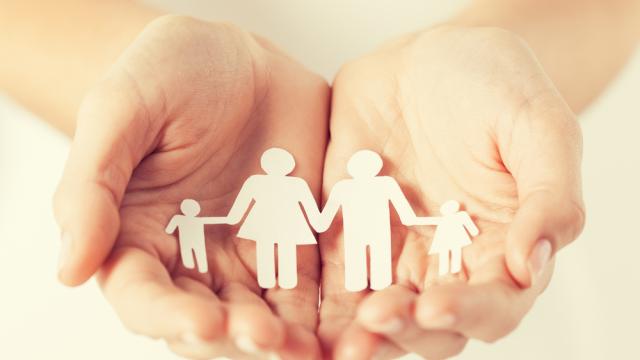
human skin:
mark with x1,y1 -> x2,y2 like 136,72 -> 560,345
0,0 -> 160,134
2,2 -> 333,358
1,0 -> 639,359
318,25 -> 583,359
318,1 -> 640,357
4,6 -> 330,359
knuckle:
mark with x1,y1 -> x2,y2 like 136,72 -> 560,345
77,79 -> 142,128
145,14 -> 204,35
148,13 -> 194,27
146,14 -> 249,50
143,15 -> 255,74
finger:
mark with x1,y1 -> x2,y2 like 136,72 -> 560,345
166,280 -> 288,360
276,324 -> 322,360
218,282 -> 287,354
319,279 -> 402,360
357,285 -> 467,359
334,322 -> 403,360
53,75 -> 161,286
166,338 -> 239,360
169,325 -> 322,360
266,268 -> 323,360
414,268 -> 552,343
500,99 -> 585,287
265,248 -> 320,331
166,335 -> 271,360
97,246 -> 225,341
317,266 -> 366,357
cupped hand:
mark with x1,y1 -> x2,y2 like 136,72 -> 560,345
319,26 -> 585,359
53,15 -> 329,359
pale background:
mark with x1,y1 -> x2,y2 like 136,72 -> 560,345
1,1 -> 639,359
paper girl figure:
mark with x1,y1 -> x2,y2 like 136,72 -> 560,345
317,150 -> 419,292
225,147 -> 322,289
165,199 -> 227,273
416,200 -> 479,276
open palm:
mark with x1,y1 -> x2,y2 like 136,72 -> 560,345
54,15 -> 328,360
319,26 -> 585,359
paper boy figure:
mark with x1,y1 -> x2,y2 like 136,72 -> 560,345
165,199 -> 226,273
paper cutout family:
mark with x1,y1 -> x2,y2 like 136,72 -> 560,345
166,148 -> 479,291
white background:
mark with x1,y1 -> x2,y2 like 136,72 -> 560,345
1,1 -> 639,359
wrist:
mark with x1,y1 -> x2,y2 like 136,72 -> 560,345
0,1 -> 163,135
440,0 -> 640,112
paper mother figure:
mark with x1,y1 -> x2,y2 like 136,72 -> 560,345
224,147 -> 322,289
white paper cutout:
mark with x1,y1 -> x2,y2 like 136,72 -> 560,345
317,150 -> 419,291
415,200 -> 479,276
165,148 -> 479,290
223,147 -> 321,289
165,199 -> 227,273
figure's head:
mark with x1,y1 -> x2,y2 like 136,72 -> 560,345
347,150 -> 383,179
261,147 -> 295,176
440,200 -> 460,215
180,199 -> 201,216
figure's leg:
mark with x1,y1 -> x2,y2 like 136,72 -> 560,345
369,239 -> 392,290
256,241 -> 276,288
179,241 -> 196,269
438,251 -> 450,276
450,247 -> 462,274
344,241 -> 368,292
277,243 -> 298,289
193,240 -> 209,274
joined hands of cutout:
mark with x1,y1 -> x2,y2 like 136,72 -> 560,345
166,147 -> 479,290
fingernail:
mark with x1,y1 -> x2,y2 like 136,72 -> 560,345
58,232 -> 72,272
528,239 -> 552,284
371,317 -> 404,334
235,335 -> 261,355
181,332 -> 207,345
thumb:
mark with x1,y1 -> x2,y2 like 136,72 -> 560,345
501,97 -> 586,288
53,75 -> 160,286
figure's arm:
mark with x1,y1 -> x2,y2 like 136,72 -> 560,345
387,178 -> 419,225
164,216 -> 178,234
316,184 -> 342,233
297,181 -> 323,232
201,217 -> 228,225
413,217 -> 442,226
225,177 -> 255,225
461,212 -> 480,237
0,0 -> 161,134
